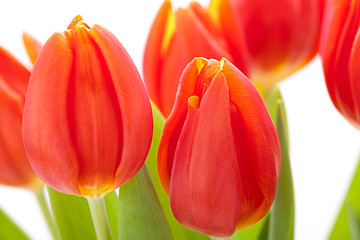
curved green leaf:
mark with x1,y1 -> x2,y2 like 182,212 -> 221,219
268,100 -> 295,240
329,156 -> 360,240
146,103 -> 209,240
0,208 -> 30,240
47,187 -> 118,240
118,164 -> 173,240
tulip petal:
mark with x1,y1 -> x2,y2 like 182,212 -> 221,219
0,46 -> 29,98
61,24 -> 125,196
321,0 -> 360,126
222,59 -> 280,227
143,0 -> 174,113
349,27 -> 360,123
170,72 -> 241,237
159,5 -> 232,116
23,33 -> 80,195
23,32 -> 42,65
0,80 -> 34,187
90,24 -> 153,192
157,58 -> 208,193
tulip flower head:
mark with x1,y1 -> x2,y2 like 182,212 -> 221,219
0,39 -> 43,191
209,0 -> 324,91
143,0 -> 232,118
23,16 -> 153,198
320,0 -> 360,128
157,57 -> 281,237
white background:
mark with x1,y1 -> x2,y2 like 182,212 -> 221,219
0,0 -> 359,239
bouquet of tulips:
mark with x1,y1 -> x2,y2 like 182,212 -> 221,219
0,0 -> 359,239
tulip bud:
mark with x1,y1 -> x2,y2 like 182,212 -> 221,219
157,57 -> 281,237
143,0 -> 233,118
209,0 -> 324,91
23,16 -> 153,197
0,45 -> 43,191
320,0 -> 360,128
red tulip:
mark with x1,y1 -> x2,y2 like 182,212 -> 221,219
0,38 -> 43,191
23,16 -> 153,197
157,57 -> 281,237
209,0 -> 324,91
320,0 -> 360,128
143,0 -> 233,118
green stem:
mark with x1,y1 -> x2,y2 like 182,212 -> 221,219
35,190 -> 59,240
88,197 -> 113,240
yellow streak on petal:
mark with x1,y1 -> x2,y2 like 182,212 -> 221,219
195,57 -> 208,74
160,2 -> 176,55
188,95 -> 200,109
208,0 -> 222,26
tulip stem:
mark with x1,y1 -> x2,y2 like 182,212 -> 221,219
35,189 -> 60,240
88,196 -> 113,240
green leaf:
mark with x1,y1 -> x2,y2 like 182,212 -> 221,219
346,200 -> 360,239
118,164 -> 173,239
265,87 -> 289,144
268,100 -> 295,240
329,157 -> 360,240
0,208 -> 30,240
105,192 -> 119,240
146,103 -> 209,240
47,187 -> 118,240
47,187 -> 97,240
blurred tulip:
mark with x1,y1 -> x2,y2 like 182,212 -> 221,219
320,0 -> 360,128
143,0 -> 233,118
0,37 -> 43,191
209,0 -> 324,92
23,15 -> 153,198
157,57 -> 281,237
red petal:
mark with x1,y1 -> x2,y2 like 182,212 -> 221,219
90,24 -> 153,192
321,0 -> 360,126
157,57 -> 208,193
143,0 -> 173,114
0,46 -> 30,97
349,13 -> 360,127
170,71 -> 241,237
222,59 -> 280,227
23,33 -> 80,195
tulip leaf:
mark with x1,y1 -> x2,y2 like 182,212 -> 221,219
0,208 -> 30,240
265,86 -> 289,143
267,99 -> 295,240
104,191 -> 119,240
47,187 -> 118,240
118,164 -> 173,239
329,156 -> 360,240
146,103 -> 209,240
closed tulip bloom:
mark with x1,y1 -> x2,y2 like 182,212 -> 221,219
23,16 -> 153,197
157,57 -> 281,237
0,43 -> 43,191
209,0 -> 324,91
143,0 -> 233,118
320,0 -> 360,128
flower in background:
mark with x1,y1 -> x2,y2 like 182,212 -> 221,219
143,0 -> 233,118
320,0 -> 360,128
23,16 -> 153,197
157,57 -> 281,237
209,0 -> 324,93
0,35 -> 43,191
